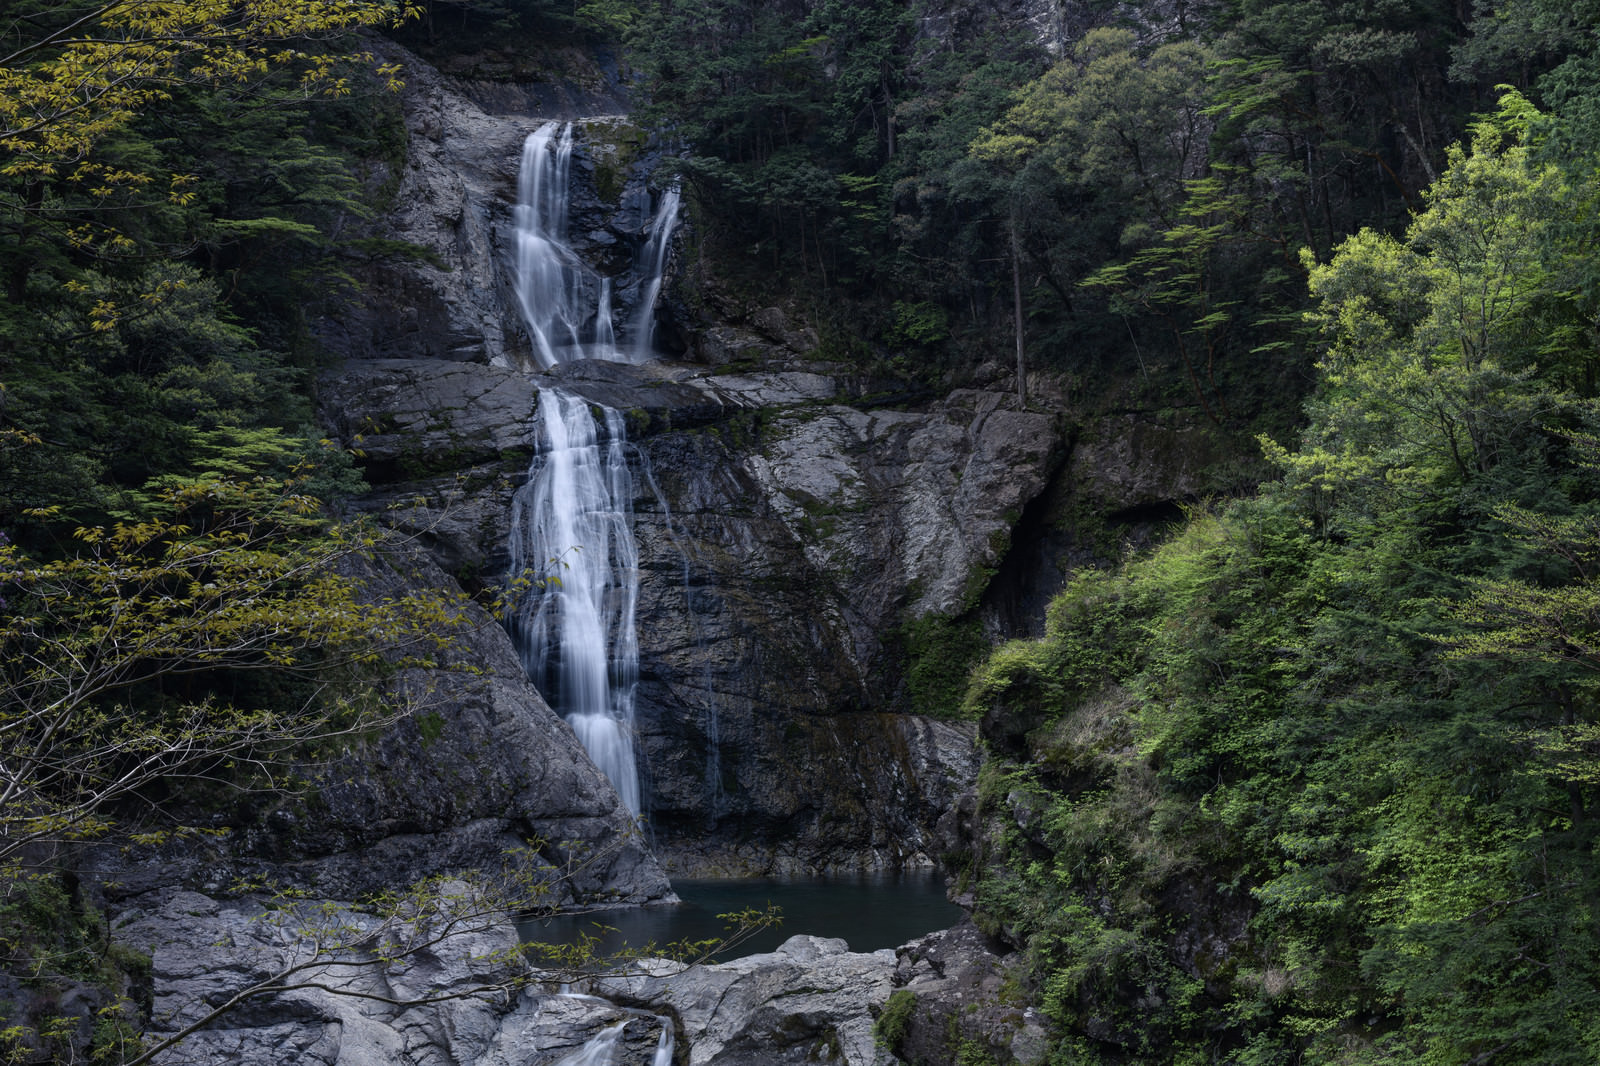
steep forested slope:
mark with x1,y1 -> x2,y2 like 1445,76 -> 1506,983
943,84 -> 1600,1066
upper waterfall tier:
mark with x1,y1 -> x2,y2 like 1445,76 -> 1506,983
514,120 -> 680,369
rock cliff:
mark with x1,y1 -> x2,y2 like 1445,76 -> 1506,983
302,37 -> 1229,877
88,548 -> 671,907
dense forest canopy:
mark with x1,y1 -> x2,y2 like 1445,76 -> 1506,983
2,0 -> 1600,1062
956,86 -> 1600,1064
626,0 -> 1600,431
0,0 -> 412,536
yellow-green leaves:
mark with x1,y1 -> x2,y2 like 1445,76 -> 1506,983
0,474 -> 472,869
972,28 -> 1212,225
1273,91 -> 1582,520
0,0 -> 417,166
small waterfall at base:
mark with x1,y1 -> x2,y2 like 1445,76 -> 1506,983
651,1016 -> 674,1066
553,1021 -> 628,1066
507,391 -> 642,817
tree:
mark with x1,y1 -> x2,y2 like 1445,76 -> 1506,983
0,0 -> 412,171
970,28 -> 1214,407
0,475 -> 473,873
1442,438 -> 1600,800
0,2 -> 414,533
1265,91 -> 1582,523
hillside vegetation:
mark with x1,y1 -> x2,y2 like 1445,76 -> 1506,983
954,88 -> 1600,1066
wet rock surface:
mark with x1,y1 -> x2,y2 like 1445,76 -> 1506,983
315,40 -> 681,371
112,887 -> 673,1066
323,348 -> 1052,872
886,922 -> 1052,1066
109,886 -> 1040,1066
305,33 -> 1090,878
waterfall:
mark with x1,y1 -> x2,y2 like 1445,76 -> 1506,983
651,1017 -> 674,1066
506,121 -> 682,817
514,122 -> 587,369
595,278 -> 616,350
507,393 -> 642,817
552,1021 -> 628,1066
513,120 -> 680,367
630,185 -> 681,361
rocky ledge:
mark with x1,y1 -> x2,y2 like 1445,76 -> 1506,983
110,886 -> 1038,1066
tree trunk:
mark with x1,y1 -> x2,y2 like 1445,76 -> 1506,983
1010,224 -> 1027,408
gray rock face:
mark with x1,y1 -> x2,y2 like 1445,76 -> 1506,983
599,935 -> 900,1066
887,923 -> 1052,1066
307,25 -> 1219,886
321,359 -> 537,465
113,887 -> 674,1066
116,889 -> 1016,1066
315,40 -> 524,366
303,30 -> 1089,880
316,345 -> 1055,872
584,366 -> 1056,872
315,40 -> 682,370
91,549 -> 671,908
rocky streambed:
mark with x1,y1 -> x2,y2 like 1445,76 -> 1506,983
113,885 -> 1042,1066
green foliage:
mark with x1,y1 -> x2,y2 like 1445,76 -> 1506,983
0,871 -> 148,1064
0,2 -> 408,536
963,87 -> 1600,1065
0,476 -> 474,871
900,613 -> 988,719
874,988 -> 916,1050
883,301 -> 949,348
972,28 -> 1212,230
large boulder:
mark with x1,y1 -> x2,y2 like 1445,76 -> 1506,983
884,923 -> 1053,1066
599,935 -> 900,1066
112,887 -> 675,1066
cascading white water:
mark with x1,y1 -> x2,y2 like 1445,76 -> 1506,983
508,393 -> 642,816
630,186 -> 681,361
514,120 -> 680,366
515,122 -> 587,368
595,278 -> 616,350
507,120 -> 682,818
552,1020 -> 628,1066
651,1016 -> 674,1066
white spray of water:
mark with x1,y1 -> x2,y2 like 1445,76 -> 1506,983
514,121 -> 680,367
507,393 -> 642,817
651,1016 -> 675,1066
507,121 -> 683,815
630,185 -> 681,361
552,1020 -> 628,1066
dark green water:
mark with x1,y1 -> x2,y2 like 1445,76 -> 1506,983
520,869 -> 962,961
